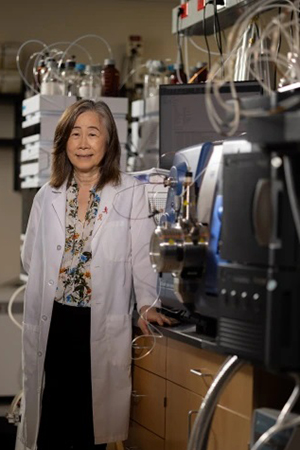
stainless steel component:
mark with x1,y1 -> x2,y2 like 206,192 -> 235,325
187,355 -> 244,450
150,171 -> 209,305
150,224 -> 185,273
188,410 -> 199,439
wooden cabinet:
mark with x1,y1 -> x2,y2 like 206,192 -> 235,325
126,332 -> 254,450
134,334 -> 167,378
167,339 -> 253,418
131,366 -> 166,437
126,420 -> 165,450
165,381 -> 251,450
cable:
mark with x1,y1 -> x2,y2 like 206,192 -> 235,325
184,34 -> 190,81
6,390 -> 23,425
203,2 -> 212,71
188,65 -> 208,84
16,39 -> 47,95
58,34 -> 113,67
119,62 -> 147,92
8,284 -> 25,331
131,284 -> 163,361
277,373 -> 300,425
213,0 -> 223,66
176,8 -> 185,84
205,1 -> 300,137
189,36 -> 225,57
187,355 -> 244,450
274,8 -> 282,89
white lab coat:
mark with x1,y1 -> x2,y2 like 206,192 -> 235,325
18,173 -> 157,449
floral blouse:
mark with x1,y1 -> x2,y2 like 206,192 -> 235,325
54,177 -> 101,307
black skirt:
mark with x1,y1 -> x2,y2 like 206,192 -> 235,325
37,301 -> 106,450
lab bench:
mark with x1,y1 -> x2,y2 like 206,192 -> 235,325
127,315 -> 298,450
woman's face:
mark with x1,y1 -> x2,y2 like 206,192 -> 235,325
66,111 -> 108,176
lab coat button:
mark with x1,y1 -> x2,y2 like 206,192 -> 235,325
57,245 -> 62,250
38,351 -> 43,357
42,315 -> 47,321
48,280 -> 54,285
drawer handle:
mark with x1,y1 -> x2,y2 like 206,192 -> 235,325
131,390 -> 147,398
190,368 -> 213,378
188,409 -> 198,439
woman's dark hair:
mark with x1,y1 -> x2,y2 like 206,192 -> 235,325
50,99 -> 121,190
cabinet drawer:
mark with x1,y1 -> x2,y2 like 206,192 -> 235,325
208,404 -> 251,450
131,366 -> 166,438
126,420 -> 165,450
165,381 -> 203,450
165,381 -> 250,450
167,339 -> 225,396
167,339 -> 253,417
133,332 -> 167,378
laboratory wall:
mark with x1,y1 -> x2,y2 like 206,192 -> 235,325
0,150 -> 22,284
0,0 -> 209,69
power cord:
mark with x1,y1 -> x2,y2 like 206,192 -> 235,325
177,6 -> 185,67
213,0 -> 224,73
203,2 -> 212,71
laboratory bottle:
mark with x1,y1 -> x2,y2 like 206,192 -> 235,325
100,59 -> 120,97
169,63 -> 187,84
58,62 -> 66,94
164,64 -> 174,84
40,57 -> 62,95
76,63 -> 86,96
143,72 -> 157,98
143,60 -> 165,99
79,64 -> 101,101
64,57 -> 78,97
91,65 -> 101,100
33,55 -> 47,92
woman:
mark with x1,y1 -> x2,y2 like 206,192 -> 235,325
18,99 -> 171,450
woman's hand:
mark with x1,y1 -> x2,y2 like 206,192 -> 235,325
138,305 -> 172,335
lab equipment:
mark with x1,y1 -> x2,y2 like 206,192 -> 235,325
100,58 -> 120,97
40,57 -> 61,96
78,64 -> 101,101
158,81 -> 262,169
251,408 -> 300,450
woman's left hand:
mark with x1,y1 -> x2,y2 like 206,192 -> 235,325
138,305 -> 172,335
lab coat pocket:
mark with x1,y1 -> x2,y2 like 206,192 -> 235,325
106,314 -> 132,367
22,323 -> 40,377
101,221 -> 130,262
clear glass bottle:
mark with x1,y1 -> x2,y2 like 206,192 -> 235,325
91,64 -> 101,100
169,63 -> 187,84
164,64 -> 174,84
40,57 -> 62,95
33,55 -> 47,93
143,60 -> 166,99
78,64 -> 101,101
100,58 -> 120,97
76,63 -> 86,96
64,57 -> 78,97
